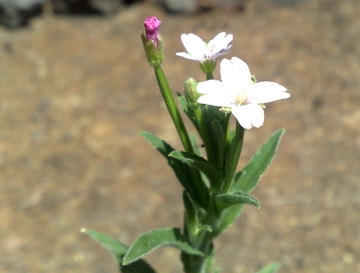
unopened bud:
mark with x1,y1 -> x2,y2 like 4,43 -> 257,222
144,16 -> 161,47
184,78 -> 200,109
141,16 -> 164,67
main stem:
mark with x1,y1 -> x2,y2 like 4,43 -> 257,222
154,66 -> 194,154
154,65 -> 209,208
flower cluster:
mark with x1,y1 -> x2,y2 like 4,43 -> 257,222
177,33 -> 290,129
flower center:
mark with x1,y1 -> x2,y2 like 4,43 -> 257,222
234,91 -> 247,106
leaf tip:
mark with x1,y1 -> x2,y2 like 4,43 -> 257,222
122,254 -> 132,266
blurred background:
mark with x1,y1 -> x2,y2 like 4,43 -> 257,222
1,0 -> 359,272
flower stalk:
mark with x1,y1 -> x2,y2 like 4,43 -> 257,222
153,66 -> 194,153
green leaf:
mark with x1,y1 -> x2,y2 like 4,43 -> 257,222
213,204 -> 244,237
178,93 -> 200,134
200,246 -> 215,273
123,228 -> 203,265
216,129 -> 285,235
183,191 -> 197,237
189,132 -> 203,157
214,191 -> 260,213
140,131 -> 200,204
169,151 -> 222,187
230,129 -> 285,193
188,133 -> 209,185
140,131 -> 174,158
256,262 -> 282,273
82,229 -> 156,273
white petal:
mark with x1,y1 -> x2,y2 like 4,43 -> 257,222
197,93 -> 234,108
181,34 -> 206,59
207,32 -> 226,56
220,58 -> 237,85
175,52 -> 203,61
246,81 -> 290,104
220,58 -> 251,88
210,44 -> 232,60
212,33 -> 233,55
196,80 -> 224,94
223,34 -> 233,47
232,104 -> 264,129
211,32 -> 226,43
230,57 -> 252,87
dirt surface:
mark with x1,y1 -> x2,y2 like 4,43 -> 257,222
1,0 -> 360,272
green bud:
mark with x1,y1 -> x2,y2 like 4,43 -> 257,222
184,77 -> 201,109
140,33 -> 164,67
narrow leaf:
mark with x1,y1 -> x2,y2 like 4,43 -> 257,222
183,191 -> 197,237
216,129 -> 285,236
82,229 -> 156,273
123,228 -> 203,265
213,204 -> 244,237
214,191 -> 260,212
140,131 -> 199,204
169,151 -> 222,186
189,132 -> 203,157
178,93 -> 200,133
256,262 -> 282,273
200,245 -> 215,273
140,131 -> 174,158
230,129 -> 285,193
188,133 -> 209,185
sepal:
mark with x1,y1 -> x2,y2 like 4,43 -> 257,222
200,59 -> 217,76
140,33 -> 164,67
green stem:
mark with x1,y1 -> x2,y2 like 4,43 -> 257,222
194,106 -> 215,166
221,122 -> 245,193
154,66 -> 209,208
154,66 -> 194,153
206,73 -> 213,80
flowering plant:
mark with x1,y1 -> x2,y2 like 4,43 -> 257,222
82,16 -> 290,273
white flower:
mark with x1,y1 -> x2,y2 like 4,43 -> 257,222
197,57 -> 290,129
176,32 -> 233,62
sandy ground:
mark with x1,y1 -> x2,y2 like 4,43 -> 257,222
1,0 -> 360,272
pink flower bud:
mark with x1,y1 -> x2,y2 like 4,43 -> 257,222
144,16 -> 161,47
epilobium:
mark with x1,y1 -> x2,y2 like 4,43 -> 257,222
176,32 -> 233,62
197,57 -> 290,129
